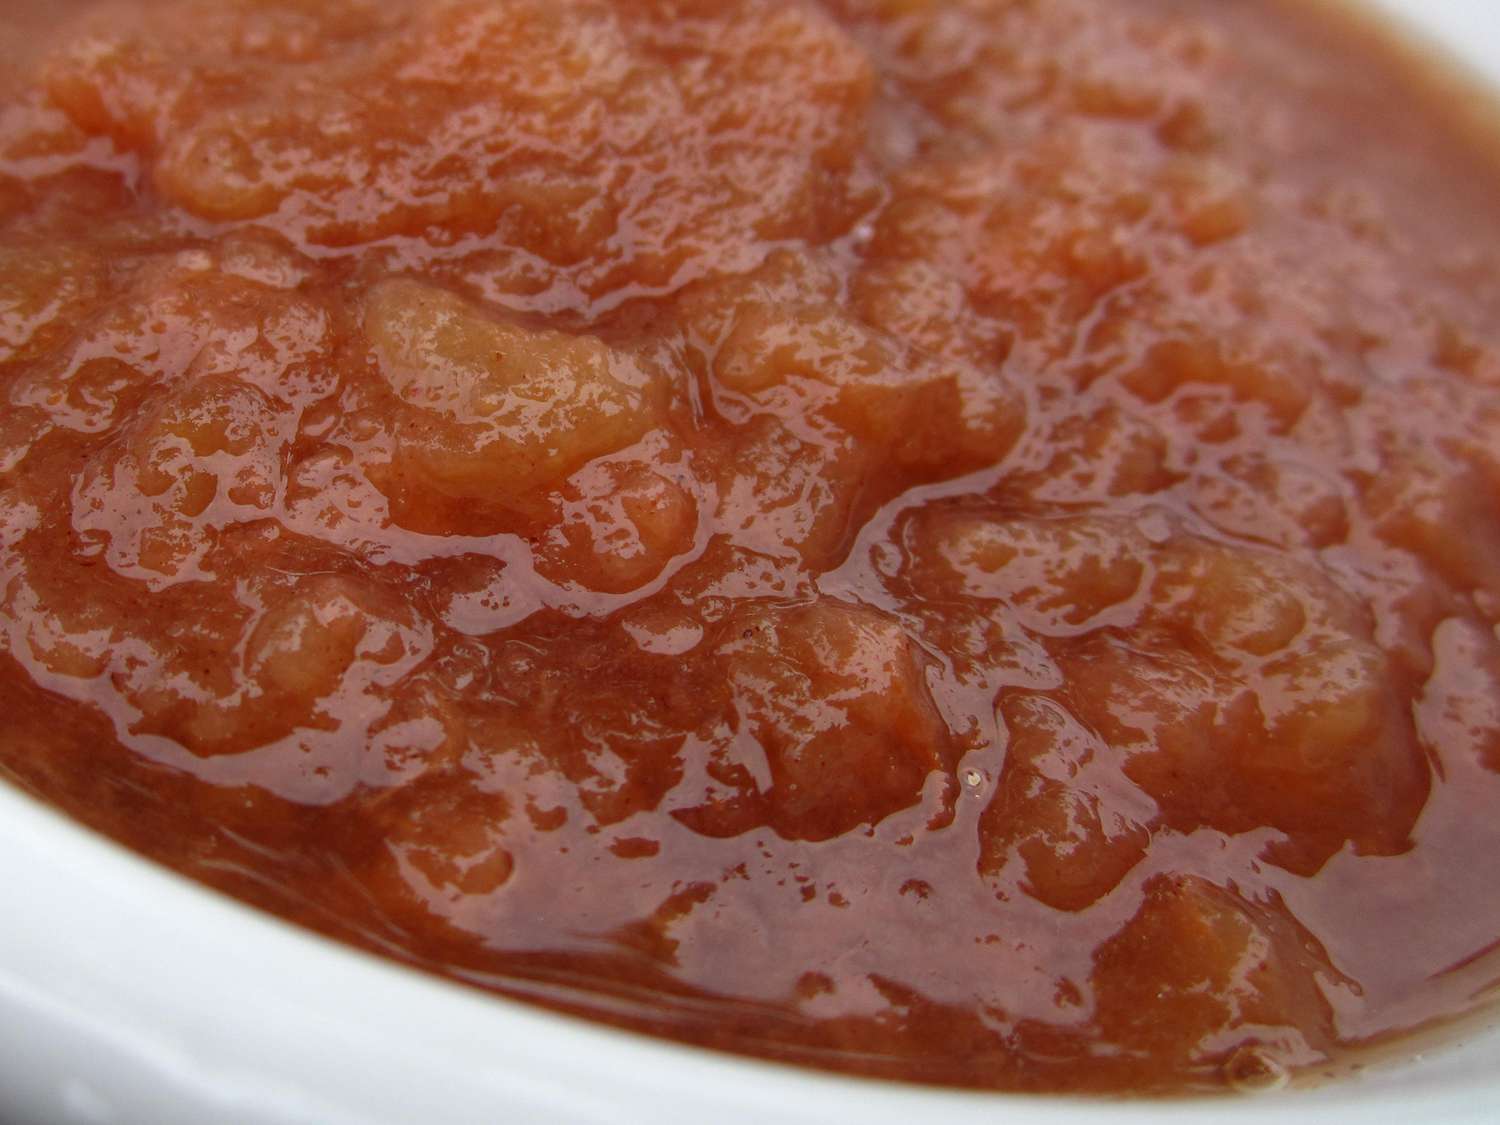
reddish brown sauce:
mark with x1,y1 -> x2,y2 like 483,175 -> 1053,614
3,0 -> 1500,1096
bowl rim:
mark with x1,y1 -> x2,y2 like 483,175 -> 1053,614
2,778 -> 1498,1125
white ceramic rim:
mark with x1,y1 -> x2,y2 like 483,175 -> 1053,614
2,782 -> 1498,1125
2,2 -> 1499,1123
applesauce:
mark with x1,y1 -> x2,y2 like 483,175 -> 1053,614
2,0 -> 1500,1095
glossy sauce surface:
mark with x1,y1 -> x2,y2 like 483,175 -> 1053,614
3,0 -> 1500,1095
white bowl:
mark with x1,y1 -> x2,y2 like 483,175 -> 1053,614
3,2 -> 1499,1122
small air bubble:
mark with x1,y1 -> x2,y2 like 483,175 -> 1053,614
962,768 -> 984,791
1225,1045 -> 1289,1093
1138,510 -> 1172,544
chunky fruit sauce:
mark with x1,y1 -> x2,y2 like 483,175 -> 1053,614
3,0 -> 1500,1095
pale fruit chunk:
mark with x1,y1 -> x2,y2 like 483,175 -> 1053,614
851,256 -> 1004,366
0,243 -> 102,364
868,140 -> 1152,358
691,252 -> 1023,563
914,513 -> 1150,636
1188,455 -> 1349,550
72,375 -> 290,583
1119,336 -> 1311,433
48,0 -> 872,280
715,301 -> 886,398
13,251 -> 333,434
1091,876 -> 1335,1078
358,770 -> 516,938
364,279 -> 659,514
127,574 -> 429,758
245,578 -> 380,702
1149,538 -> 1319,659
1066,536 -> 1426,872
533,453 -> 699,594
4,557 -> 123,682
982,694 -> 1150,911
1415,617 -> 1500,774
717,600 -> 954,841
710,275 -> 1021,475
713,413 -> 867,565
1365,454 -> 1500,601
1011,405 -> 1176,504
